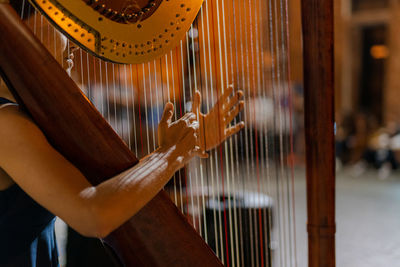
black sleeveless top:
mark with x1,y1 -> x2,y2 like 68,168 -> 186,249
0,97 -> 59,266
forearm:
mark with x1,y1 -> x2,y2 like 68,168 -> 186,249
0,102 -> 197,238
81,145 -> 182,237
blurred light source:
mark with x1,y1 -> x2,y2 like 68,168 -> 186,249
370,45 -> 389,59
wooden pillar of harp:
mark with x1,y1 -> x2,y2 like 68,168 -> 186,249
301,0 -> 336,267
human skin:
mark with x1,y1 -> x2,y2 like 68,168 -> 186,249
0,15 -> 244,238
0,86 -> 243,238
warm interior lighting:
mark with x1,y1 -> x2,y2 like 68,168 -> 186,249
370,45 -> 389,59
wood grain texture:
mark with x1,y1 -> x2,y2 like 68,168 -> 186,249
0,4 -> 222,266
301,0 -> 336,267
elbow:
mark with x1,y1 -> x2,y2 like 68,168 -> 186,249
74,205 -> 113,238
90,223 -> 113,239
92,211 -> 115,238
83,202 -> 114,238
70,189 -> 115,238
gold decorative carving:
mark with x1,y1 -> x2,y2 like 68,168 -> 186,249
29,0 -> 203,64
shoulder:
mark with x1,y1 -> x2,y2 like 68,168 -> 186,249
0,105 -> 48,164
0,106 -> 37,187
0,105 -> 27,132
0,105 -> 40,136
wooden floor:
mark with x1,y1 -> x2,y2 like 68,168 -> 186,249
295,167 -> 400,267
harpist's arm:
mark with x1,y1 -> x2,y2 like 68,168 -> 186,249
0,102 -> 200,238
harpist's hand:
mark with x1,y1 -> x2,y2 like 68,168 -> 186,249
192,87 -> 244,154
158,102 -> 207,165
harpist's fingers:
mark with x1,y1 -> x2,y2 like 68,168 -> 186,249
160,102 -> 174,125
225,101 -> 244,125
216,86 -> 234,109
224,122 -> 245,139
224,90 -> 243,112
192,146 -> 209,158
191,91 -> 201,115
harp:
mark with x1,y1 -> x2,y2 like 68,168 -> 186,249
0,0 -> 335,266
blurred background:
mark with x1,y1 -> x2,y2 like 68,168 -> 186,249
288,0 -> 400,266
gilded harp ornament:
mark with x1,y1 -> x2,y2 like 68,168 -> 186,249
29,0 -> 203,63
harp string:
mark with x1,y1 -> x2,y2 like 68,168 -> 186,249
213,3 -> 226,263
238,1 -> 255,265
97,59 -> 104,117
254,0 -> 267,263
136,65 -> 144,156
172,49 -> 189,217
176,48 -> 191,220
191,25 -> 206,233
147,62 -> 155,156
20,0 -> 25,17
205,1 -> 224,255
122,64 -> 130,150
268,0 -> 282,265
243,2 -> 253,265
33,7 -> 36,34
18,1 -> 299,266
282,0 -> 297,265
86,53 -> 91,102
128,64 -> 137,156
272,0 -> 284,264
250,0 -> 260,264
218,0 -> 236,264
171,49 -> 182,211
252,3 -> 265,261
275,0 -> 290,265
202,0 -> 222,260
247,1 -> 262,265
189,20 -> 200,236
170,48 -> 188,215
223,2 -> 236,262
92,58 -> 97,109
141,64 -> 149,155
197,5 -> 212,247
283,0 -> 299,261
257,0 -> 273,263
222,2 -> 236,261
186,25 -> 202,233
197,2 -> 211,254
121,63 -> 127,142
116,63 -> 122,139
231,1 -> 247,265
53,27 -> 57,66
183,32 -> 201,234
258,1 -> 270,264
113,63 -> 122,144
162,52 -> 176,207
197,2 -> 209,249
227,1 -> 243,266
209,1 -> 227,263
283,0 -> 294,263
280,0 -> 289,263
279,0 -> 290,264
